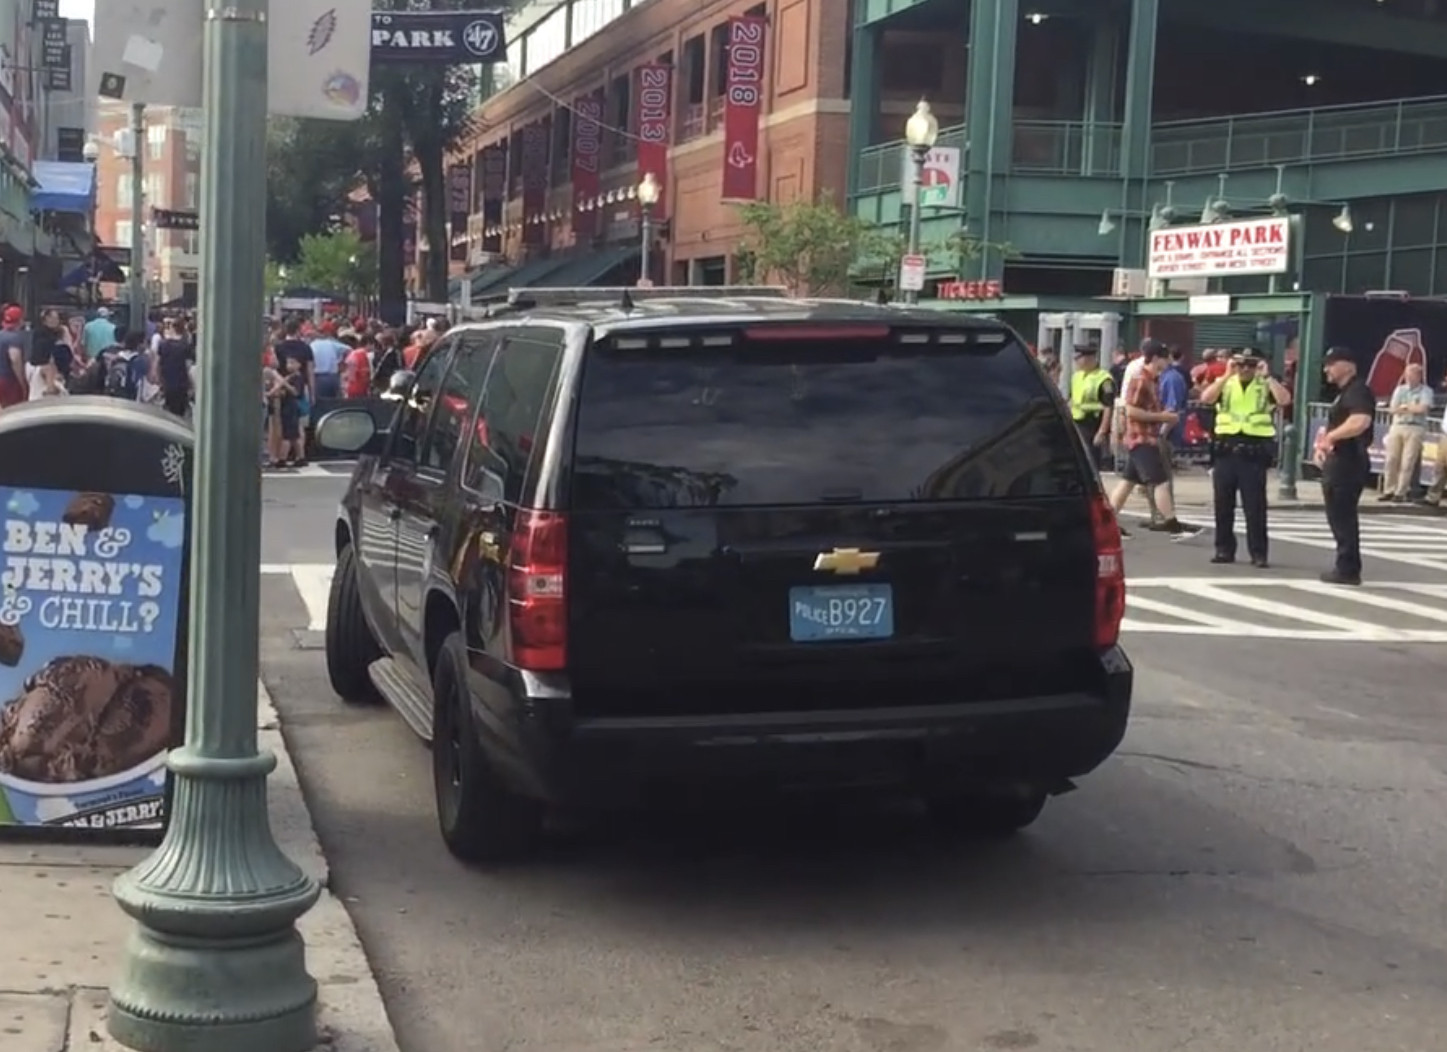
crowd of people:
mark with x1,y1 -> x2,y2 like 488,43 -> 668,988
0,304 -> 198,413
258,313 -> 445,469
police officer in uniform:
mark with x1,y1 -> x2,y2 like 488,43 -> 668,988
1068,346 -> 1115,469
1198,349 -> 1292,567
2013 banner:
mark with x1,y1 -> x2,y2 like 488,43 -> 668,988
721,15 -> 766,201
635,63 -> 672,216
447,163 -> 471,262
371,10 -> 507,63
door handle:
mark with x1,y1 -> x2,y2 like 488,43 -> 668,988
426,524 -> 440,539
387,505 -> 401,521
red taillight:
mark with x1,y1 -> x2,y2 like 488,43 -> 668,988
507,510 -> 567,671
1090,493 -> 1125,649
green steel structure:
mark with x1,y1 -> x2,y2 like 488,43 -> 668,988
849,0 -> 1447,299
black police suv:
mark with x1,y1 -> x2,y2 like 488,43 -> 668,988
316,287 -> 1132,862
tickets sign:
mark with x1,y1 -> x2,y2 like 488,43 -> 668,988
1147,216 -> 1291,280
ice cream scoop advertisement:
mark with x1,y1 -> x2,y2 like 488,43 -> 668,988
0,486 -> 184,830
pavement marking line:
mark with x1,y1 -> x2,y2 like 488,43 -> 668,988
288,565 -> 335,631
1179,581 -> 1390,636
1279,580 -> 1447,623
1124,594 -> 1248,630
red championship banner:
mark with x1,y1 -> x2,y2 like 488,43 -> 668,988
635,62 -> 672,216
521,122 -> 548,246
721,15 -> 765,200
571,93 -> 603,239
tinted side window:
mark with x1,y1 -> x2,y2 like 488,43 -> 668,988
466,326 -> 565,504
392,340 -> 456,463
571,331 -> 1085,508
419,331 -> 500,474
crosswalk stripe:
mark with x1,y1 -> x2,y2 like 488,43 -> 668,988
1124,594 -> 1244,630
1184,581 -> 1385,636
1280,579 -> 1447,622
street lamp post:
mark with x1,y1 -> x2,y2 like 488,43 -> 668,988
82,140 -> 100,305
127,104 -> 147,329
637,172 -> 659,288
107,1 -> 322,1050
902,99 -> 938,305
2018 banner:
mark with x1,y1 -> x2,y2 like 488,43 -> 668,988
480,144 -> 506,253
721,15 -> 765,201
371,10 -> 507,64
571,93 -> 603,240
635,63 -> 672,217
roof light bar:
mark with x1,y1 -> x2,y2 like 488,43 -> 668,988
505,285 -> 789,307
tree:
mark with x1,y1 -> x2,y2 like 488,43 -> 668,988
289,230 -> 378,299
265,118 -> 371,264
733,193 -> 1004,296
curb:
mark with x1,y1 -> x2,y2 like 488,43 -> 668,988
74,685 -> 402,1052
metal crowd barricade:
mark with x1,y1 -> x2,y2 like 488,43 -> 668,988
1299,401 -> 1443,487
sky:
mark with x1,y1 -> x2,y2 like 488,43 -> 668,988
59,0 -> 91,22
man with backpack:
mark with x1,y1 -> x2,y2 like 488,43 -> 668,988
103,332 -> 149,400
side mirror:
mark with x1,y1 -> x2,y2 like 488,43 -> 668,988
382,369 -> 416,402
314,407 -> 383,455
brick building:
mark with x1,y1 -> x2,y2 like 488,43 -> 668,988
92,103 -> 202,307
446,0 -> 850,294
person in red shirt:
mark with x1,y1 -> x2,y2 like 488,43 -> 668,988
342,329 -> 372,398
1108,344 -> 1199,538
0,304 -> 28,407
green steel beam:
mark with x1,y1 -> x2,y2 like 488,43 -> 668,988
963,0 -> 1019,280
855,0 -> 933,28
1168,0 -> 1447,58
1116,0 -> 1157,269
845,23 -> 879,199
923,294 -> 1122,313
1132,294 -> 1311,316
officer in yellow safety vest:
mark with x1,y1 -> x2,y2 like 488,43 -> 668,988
1198,349 -> 1293,568
1068,346 -> 1116,469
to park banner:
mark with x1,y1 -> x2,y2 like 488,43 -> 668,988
0,487 -> 185,830
721,15 -> 765,201
370,10 -> 507,64
635,63 -> 672,217
571,92 -> 603,240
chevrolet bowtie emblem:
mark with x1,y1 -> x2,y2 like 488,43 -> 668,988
813,548 -> 880,575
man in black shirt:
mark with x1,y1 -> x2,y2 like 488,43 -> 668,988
273,319 -> 315,401
1313,347 -> 1376,585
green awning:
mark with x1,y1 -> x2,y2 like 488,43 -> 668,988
487,253 -> 575,291
530,245 -> 640,288
468,263 -> 519,296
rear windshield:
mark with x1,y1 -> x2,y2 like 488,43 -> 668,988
569,329 -> 1087,510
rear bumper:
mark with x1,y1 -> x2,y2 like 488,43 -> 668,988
486,647 -> 1133,805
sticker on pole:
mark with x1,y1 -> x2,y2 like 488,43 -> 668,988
899,254 -> 926,292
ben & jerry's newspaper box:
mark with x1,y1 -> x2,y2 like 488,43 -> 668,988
0,397 -> 190,839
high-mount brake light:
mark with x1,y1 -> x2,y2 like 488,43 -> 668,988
1089,493 -> 1126,649
741,325 -> 891,340
507,510 -> 567,671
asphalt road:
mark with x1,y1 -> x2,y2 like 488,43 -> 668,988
259,478 -> 1447,1052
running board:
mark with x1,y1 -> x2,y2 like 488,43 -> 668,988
367,657 -> 434,742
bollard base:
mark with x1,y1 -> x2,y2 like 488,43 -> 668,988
108,925 -> 317,1052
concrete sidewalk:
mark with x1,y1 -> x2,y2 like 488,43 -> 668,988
1,683 -> 400,1052
1159,466 -> 1443,514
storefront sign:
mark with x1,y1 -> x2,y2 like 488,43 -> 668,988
1147,216 -> 1290,280
571,93 -> 602,239
937,279 -> 1003,300
721,15 -> 765,201
41,20 -> 67,69
46,52 -> 71,93
901,147 -> 961,207
635,63 -> 672,217
370,10 -> 507,63
152,208 -> 199,231
32,0 -> 60,21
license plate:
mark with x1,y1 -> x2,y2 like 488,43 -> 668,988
788,584 -> 894,642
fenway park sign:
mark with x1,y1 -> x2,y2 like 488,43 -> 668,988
1147,216 -> 1290,280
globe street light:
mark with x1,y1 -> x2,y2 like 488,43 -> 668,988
82,139 -> 100,163
637,171 -> 660,288
902,99 -> 939,304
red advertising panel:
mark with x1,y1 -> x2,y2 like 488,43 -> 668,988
571,93 -> 603,240
635,62 -> 672,216
721,15 -> 765,201
521,122 -> 548,246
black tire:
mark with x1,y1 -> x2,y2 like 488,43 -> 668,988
324,544 -> 382,703
431,631 -> 543,864
927,789 -> 1047,839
